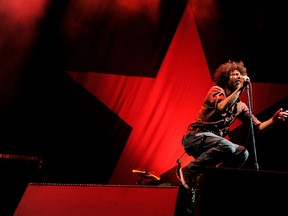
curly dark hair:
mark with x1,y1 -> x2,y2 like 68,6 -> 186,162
213,60 -> 247,88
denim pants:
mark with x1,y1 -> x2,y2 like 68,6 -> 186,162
182,131 -> 249,172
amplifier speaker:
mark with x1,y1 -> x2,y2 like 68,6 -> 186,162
0,156 -> 42,216
195,167 -> 288,216
14,183 -> 181,216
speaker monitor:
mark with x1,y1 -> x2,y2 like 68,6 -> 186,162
14,183 -> 180,216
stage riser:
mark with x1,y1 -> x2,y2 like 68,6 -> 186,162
14,168 -> 288,216
195,168 -> 288,216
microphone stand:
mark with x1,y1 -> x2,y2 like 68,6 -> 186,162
245,82 -> 259,170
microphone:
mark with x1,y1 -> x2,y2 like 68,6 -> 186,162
244,76 -> 250,82
243,76 -> 250,87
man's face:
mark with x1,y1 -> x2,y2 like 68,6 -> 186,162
227,70 -> 241,90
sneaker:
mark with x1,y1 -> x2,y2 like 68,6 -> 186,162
179,166 -> 193,190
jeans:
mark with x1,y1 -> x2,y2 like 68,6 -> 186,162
182,131 -> 249,172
